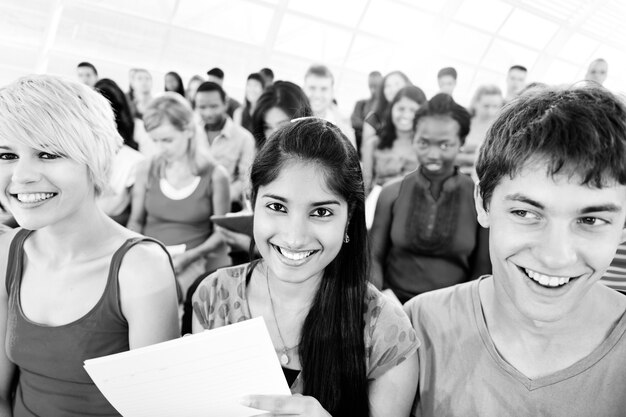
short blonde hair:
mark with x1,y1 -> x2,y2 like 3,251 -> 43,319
0,75 -> 123,196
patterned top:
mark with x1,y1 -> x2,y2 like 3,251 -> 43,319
192,262 -> 419,392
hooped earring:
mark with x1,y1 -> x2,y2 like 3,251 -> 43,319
343,233 -> 350,244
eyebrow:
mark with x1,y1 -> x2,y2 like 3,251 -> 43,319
261,193 -> 341,206
504,193 -> 622,214
0,146 -> 11,151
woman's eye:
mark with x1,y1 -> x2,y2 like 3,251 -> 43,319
0,153 -> 17,160
312,208 -> 332,218
39,152 -> 60,160
266,202 -> 286,213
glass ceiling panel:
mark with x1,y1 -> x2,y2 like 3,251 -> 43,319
75,0 -> 177,22
342,34 -> 395,74
454,0 -> 512,33
287,0 -> 367,27
481,38 -> 538,73
0,0 -> 53,48
360,0 -> 434,42
542,59 -> 580,85
439,23 -> 492,64
274,14 -> 353,66
172,0 -> 273,46
499,8 -> 559,50
557,33 -> 599,64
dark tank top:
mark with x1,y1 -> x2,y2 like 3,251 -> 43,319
5,229 -> 164,417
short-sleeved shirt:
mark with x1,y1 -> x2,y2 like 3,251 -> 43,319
404,277 -> 626,417
192,262 -> 419,392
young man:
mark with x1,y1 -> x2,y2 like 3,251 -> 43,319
405,85 -> 626,416
504,64 -> 527,102
206,67 -> 241,118
437,67 -> 457,96
303,64 -> 356,148
195,82 -> 255,208
76,61 -> 98,88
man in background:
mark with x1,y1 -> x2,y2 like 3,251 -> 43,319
585,58 -> 608,85
195,82 -> 255,209
504,64 -> 527,102
437,67 -> 457,96
206,67 -> 241,118
303,64 -> 356,148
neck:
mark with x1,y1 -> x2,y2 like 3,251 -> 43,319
420,165 -> 455,181
480,277 -> 604,345
206,116 -> 226,132
34,201 -> 114,262
396,129 -> 413,141
264,262 -> 320,311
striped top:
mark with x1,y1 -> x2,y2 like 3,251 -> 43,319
601,243 -> 626,293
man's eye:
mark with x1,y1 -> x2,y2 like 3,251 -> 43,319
511,210 -> 538,219
579,217 -> 608,226
312,208 -> 332,217
267,202 -> 286,213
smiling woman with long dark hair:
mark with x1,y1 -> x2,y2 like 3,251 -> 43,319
192,118 -> 418,416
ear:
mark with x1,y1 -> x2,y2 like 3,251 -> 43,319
474,182 -> 490,228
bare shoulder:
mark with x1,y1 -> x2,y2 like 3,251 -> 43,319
117,240 -> 175,291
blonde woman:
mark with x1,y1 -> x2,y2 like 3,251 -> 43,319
127,93 -> 231,300
0,75 -> 179,416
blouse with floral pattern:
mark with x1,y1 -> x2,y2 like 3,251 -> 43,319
192,262 -> 420,393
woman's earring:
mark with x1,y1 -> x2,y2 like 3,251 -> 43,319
343,233 -> 350,244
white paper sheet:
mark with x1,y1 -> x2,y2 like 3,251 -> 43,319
84,317 -> 291,417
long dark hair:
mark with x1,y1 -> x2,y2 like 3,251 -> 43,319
378,85 -> 426,150
250,118 -> 369,416
369,71 -> 412,134
251,81 -> 312,150
95,78 -> 138,150
164,71 -> 185,97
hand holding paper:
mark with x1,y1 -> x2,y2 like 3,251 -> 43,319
84,317 -> 290,417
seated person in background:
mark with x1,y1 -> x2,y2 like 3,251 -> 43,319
351,70 -> 382,156
0,75 -> 179,416
206,67 -> 241,118
76,61 -> 98,88
405,85 -> 626,416
362,71 -> 412,145
127,93 -> 231,298
233,72 -> 265,134
504,64 -> 527,103
259,67 -> 274,87
164,71 -> 185,97
303,64 -> 356,148
361,85 -> 426,195
186,74 -> 205,108
437,67 -> 457,97
192,118 -> 418,416
585,58 -> 608,86
195,81 -> 255,209
250,80 -> 312,150
456,84 -> 503,177
94,78 -> 145,225
370,94 -> 490,304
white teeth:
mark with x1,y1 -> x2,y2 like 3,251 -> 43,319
278,247 -> 314,261
524,268 -> 571,287
16,193 -> 55,203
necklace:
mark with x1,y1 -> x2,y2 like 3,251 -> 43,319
265,267 -> 299,366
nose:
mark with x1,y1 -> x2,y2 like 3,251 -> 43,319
426,145 -> 442,160
11,157 -> 41,184
283,213 -> 308,248
534,222 -> 578,271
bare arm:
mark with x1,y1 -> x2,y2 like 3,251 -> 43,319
233,107 -> 243,126
361,136 -> 378,195
126,160 -> 150,233
119,242 -> 180,347
230,133 -> 255,203
369,351 -> 419,417
0,229 -> 20,416
369,181 -> 400,289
